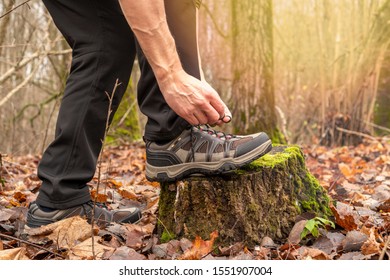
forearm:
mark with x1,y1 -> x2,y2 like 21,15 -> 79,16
119,0 -> 183,82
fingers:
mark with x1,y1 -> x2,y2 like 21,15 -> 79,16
193,111 -> 208,126
199,82 -> 232,125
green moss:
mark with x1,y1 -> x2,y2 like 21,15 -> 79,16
160,230 -> 176,243
241,145 -> 332,219
157,183 -> 179,242
270,128 -> 287,145
243,145 -> 303,170
299,173 -> 333,218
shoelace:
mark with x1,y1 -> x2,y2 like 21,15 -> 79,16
194,124 -> 235,140
189,125 -> 236,162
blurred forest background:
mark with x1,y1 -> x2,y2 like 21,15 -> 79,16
0,0 -> 389,155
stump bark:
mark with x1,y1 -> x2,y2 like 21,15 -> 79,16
157,145 -> 332,247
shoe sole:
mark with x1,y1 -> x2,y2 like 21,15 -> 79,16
26,208 -> 143,228
146,139 -> 272,182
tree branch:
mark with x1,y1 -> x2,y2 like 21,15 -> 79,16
0,0 -> 31,20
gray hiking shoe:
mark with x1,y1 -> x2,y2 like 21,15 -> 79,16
26,201 -> 141,228
145,125 -> 272,182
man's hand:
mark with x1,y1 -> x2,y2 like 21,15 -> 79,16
158,69 -> 230,125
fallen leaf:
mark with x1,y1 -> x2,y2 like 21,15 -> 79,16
231,251 -> 254,260
90,190 -> 108,203
68,237 -> 114,260
338,163 -> 354,178
338,251 -> 367,260
0,208 -> 13,222
125,224 -> 154,250
13,192 -> 26,203
378,198 -> 390,212
179,238 -> 192,252
253,246 -> 271,260
342,230 -> 368,252
260,236 -> 277,248
298,246 -> 331,260
179,230 -> 219,260
118,188 -> 138,200
330,202 -> 359,230
361,228 -> 381,256
26,216 -> 97,249
0,247 -> 29,260
278,243 -> 301,260
288,220 -> 307,244
110,246 -> 146,260
107,179 -> 123,188
219,242 -> 244,256
152,243 -> 168,259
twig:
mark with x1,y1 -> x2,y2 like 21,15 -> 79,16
0,153 -> 5,191
91,79 -> 122,259
0,0 -> 31,20
363,121 -> 390,134
0,232 -> 64,259
0,57 -> 43,107
379,234 -> 390,260
335,126 -> 378,142
200,2 -> 229,39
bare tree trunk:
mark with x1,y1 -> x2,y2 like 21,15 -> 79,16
0,1 -> 14,56
230,0 -> 281,142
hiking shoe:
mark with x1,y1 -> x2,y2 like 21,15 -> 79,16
26,201 -> 141,228
145,125 -> 272,182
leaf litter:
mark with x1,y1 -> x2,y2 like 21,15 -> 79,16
0,139 -> 389,260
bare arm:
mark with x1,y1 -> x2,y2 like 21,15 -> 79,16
119,0 -> 230,125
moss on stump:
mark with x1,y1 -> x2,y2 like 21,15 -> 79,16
157,145 -> 332,247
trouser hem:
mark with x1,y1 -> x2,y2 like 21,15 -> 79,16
143,120 -> 190,142
36,191 -> 92,210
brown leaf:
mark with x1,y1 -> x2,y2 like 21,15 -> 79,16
0,247 -> 29,260
90,190 -> 108,203
26,216 -> 97,249
361,228 -> 381,256
278,243 -> 301,260
110,246 -> 146,260
313,232 -> 345,255
330,202 -> 359,230
179,230 -> 219,260
288,220 -> 307,244
231,251 -> 254,260
253,246 -> 271,260
378,198 -> 390,212
125,224 -> 153,250
68,237 -> 114,260
0,208 -> 13,222
338,251 -> 367,260
341,230 -> 368,252
338,163 -> 355,178
118,188 -> 138,200
107,179 -> 123,189
298,247 -> 331,260
219,242 -> 244,256
13,191 -> 27,203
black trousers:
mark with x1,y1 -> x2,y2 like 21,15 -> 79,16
37,0 -> 201,209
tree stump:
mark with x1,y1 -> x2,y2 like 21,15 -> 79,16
157,145 -> 332,247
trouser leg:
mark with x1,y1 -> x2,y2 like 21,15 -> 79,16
36,0 -> 136,209
138,0 -> 202,142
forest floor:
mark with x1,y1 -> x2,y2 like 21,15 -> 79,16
0,138 -> 389,260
